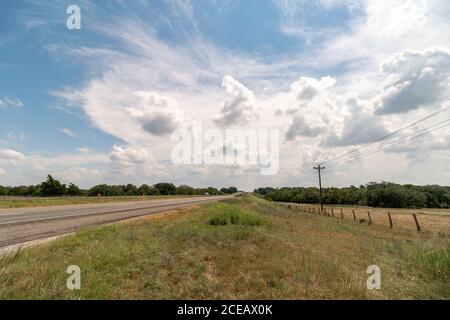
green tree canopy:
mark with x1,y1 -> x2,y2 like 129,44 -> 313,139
40,175 -> 67,196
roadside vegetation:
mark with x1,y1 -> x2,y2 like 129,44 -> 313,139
0,195 -> 198,209
0,175 -> 238,208
256,182 -> 450,208
0,196 -> 448,299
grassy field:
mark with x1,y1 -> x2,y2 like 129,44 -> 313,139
0,195 -> 198,209
0,196 -> 448,299
280,203 -> 450,235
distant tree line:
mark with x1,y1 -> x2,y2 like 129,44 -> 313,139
0,175 -> 239,197
254,182 -> 450,208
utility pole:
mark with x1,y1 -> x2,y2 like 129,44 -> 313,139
313,164 -> 325,211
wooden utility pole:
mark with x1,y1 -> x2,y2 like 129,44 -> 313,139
313,165 -> 325,211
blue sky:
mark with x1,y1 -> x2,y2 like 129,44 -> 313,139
1,0 -> 450,189
0,0 -> 349,154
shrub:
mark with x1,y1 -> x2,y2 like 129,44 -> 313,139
208,209 -> 264,227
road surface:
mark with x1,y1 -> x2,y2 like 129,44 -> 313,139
0,196 -> 231,248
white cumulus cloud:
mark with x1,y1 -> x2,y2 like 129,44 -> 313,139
127,91 -> 187,137
0,147 -> 26,161
374,48 -> 450,114
214,75 -> 259,127
324,97 -> 388,146
110,144 -> 156,177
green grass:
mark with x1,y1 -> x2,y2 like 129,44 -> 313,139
0,196 -> 448,299
208,203 -> 265,226
0,195 -> 197,209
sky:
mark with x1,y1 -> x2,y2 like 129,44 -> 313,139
0,0 -> 449,190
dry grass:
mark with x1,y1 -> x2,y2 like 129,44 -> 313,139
0,196 -> 448,299
282,203 -> 450,235
0,195 -> 197,209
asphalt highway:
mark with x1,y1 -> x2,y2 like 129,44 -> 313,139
0,196 -> 231,248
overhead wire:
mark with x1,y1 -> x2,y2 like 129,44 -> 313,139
330,118 -> 450,169
322,106 -> 450,166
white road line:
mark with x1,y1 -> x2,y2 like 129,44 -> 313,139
0,198 -> 220,226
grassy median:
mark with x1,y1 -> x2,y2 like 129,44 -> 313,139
0,196 -> 448,299
0,195 -> 197,209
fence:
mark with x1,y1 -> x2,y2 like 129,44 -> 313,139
284,204 -> 424,233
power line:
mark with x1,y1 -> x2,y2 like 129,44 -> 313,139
337,118 -> 450,164
294,171 -> 316,184
322,106 -> 450,166
301,107 -> 450,188
342,120 -> 450,164
301,171 -> 316,180
298,117 -> 449,190
331,118 -> 450,168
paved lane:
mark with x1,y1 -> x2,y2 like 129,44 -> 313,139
0,196 -> 231,248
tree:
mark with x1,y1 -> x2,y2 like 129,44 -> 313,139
253,187 -> 275,195
27,185 -> 41,196
255,182 -> 450,209
176,185 -> 197,195
0,185 -> 8,196
67,183 -> 82,196
138,184 -> 159,195
220,187 -> 238,194
123,184 -> 139,196
40,175 -> 67,196
205,187 -> 220,195
88,184 -> 112,196
9,186 -> 29,196
153,182 -> 176,195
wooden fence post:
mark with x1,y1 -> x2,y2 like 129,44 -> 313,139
367,210 -> 372,225
412,213 -> 421,232
387,212 -> 393,228
352,209 -> 356,221
331,208 -> 334,217
340,208 -> 344,219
